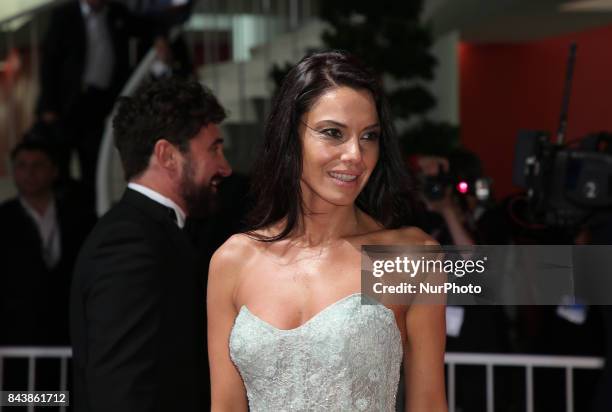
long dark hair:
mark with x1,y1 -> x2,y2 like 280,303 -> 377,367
247,50 -> 418,241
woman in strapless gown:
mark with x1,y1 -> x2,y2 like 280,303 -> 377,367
207,51 -> 447,411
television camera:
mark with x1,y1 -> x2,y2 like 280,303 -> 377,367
513,44 -> 612,227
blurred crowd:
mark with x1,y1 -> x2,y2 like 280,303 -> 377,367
409,150 -> 611,411
0,0 -> 201,396
0,0 -> 205,327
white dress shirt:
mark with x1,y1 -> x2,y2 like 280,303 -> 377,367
20,197 -> 62,269
80,0 -> 115,89
127,183 -> 186,228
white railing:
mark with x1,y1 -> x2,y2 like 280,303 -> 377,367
0,346 -> 72,412
0,348 -> 604,412
445,352 -> 605,412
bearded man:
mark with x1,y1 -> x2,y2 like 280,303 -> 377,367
70,78 -> 231,412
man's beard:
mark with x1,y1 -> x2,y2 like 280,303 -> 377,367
179,157 -> 219,218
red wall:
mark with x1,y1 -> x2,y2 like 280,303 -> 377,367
459,24 -> 612,199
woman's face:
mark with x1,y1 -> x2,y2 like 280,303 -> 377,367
299,86 -> 380,208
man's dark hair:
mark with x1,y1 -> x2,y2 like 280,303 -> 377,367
247,50 -> 419,241
113,78 -> 226,180
11,136 -> 58,166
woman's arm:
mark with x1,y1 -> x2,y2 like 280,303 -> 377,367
401,233 -> 448,411
207,237 -> 249,412
403,302 -> 447,411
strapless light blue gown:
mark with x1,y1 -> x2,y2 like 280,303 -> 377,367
229,293 -> 402,411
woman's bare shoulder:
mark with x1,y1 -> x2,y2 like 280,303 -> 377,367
210,233 -> 261,275
364,226 -> 439,246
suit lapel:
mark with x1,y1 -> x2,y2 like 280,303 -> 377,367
70,1 -> 87,61
106,3 -> 126,64
14,201 -> 43,250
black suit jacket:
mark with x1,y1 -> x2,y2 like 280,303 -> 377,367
70,189 -> 208,412
38,1 -> 151,117
0,197 -> 94,345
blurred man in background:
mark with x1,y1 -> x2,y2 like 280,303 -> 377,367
37,0 -> 168,211
0,135 -> 95,347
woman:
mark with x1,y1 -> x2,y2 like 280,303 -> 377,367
207,51 -> 447,411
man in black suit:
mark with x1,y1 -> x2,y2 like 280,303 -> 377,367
0,138 -> 95,347
38,0 -> 164,209
70,78 -> 231,412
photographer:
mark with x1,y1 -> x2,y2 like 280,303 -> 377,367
418,155 -> 475,246
417,150 -> 512,246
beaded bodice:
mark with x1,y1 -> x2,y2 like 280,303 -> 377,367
229,293 -> 402,411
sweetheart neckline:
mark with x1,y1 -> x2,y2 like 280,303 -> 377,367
237,293 -> 396,333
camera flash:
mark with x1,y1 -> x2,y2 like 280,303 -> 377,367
457,181 -> 469,194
